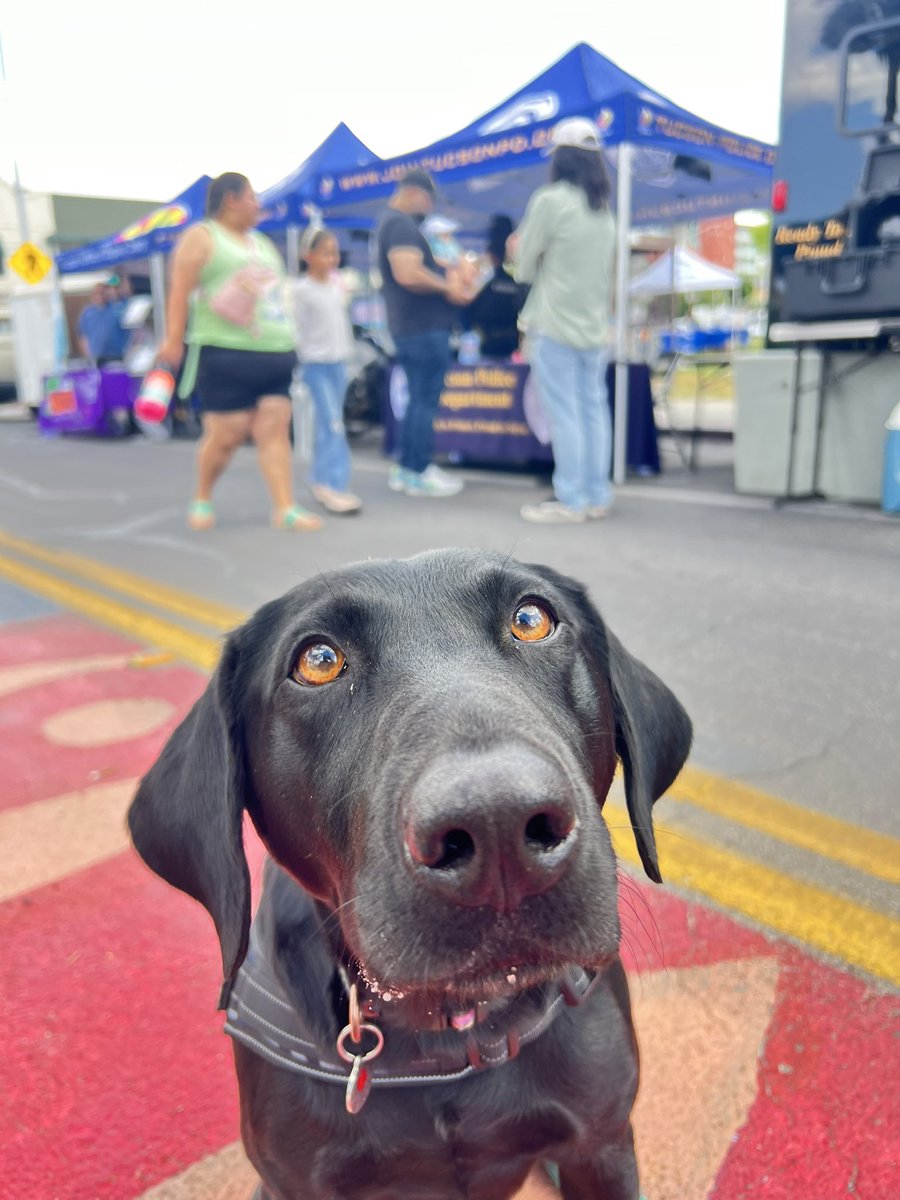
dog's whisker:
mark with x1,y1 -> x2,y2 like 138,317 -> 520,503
618,876 -> 669,976
617,884 -> 667,971
605,820 -> 695,851
312,564 -> 337,599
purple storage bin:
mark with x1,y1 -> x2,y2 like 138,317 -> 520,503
40,367 -> 139,437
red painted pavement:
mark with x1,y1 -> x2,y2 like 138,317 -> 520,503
1,613 -> 896,1200
0,613 -> 206,811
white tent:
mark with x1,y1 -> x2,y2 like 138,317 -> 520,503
628,246 -> 741,296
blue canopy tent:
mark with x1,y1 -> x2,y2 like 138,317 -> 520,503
55,176 -> 212,275
258,122 -> 381,273
259,122 -> 379,226
313,43 -> 775,479
55,176 -> 212,342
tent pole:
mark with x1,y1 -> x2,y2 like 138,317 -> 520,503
149,253 -> 167,342
286,225 -> 300,278
50,266 -> 69,368
613,141 -> 633,486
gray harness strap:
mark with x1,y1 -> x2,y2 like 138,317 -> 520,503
223,936 -> 599,1090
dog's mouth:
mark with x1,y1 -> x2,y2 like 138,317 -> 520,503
353,957 -> 607,1030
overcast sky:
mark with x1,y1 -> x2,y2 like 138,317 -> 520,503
1,0 -> 787,201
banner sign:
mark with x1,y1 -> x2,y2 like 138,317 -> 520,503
384,360 -> 660,473
384,363 -> 553,463
319,107 -> 625,205
632,102 -> 776,169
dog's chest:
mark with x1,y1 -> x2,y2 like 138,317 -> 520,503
315,1103 -> 563,1200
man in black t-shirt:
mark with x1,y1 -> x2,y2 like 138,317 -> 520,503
377,168 -> 471,497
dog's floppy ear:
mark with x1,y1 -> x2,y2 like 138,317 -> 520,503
607,631 -> 692,883
128,635 -> 250,1001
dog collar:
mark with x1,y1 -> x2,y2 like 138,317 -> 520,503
222,929 -> 601,1107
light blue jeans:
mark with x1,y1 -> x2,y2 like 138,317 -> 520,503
529,335 -> 613,512
302,362 -> 351,492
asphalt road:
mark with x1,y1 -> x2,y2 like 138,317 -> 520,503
0,419 -> 897,925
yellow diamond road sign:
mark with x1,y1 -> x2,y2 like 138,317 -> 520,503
9,242 -> 52,285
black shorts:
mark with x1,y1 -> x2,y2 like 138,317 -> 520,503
196,346 -> 297,413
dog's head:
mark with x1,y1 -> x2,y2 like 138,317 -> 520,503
128,549 -> 691,1008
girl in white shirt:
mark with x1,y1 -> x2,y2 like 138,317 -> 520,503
294,228 -> 361,514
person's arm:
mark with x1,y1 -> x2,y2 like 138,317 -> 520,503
157,225 -> 212,367
76,309 -> 91,360
511,191 -> 552,285
388,247 -> 457,298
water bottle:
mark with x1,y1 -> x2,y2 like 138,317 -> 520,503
458,331 -> 480,366
134,364 -> 175,439
882,401 -> 900,514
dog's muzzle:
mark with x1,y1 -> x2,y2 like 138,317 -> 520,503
402,745 -> 581,913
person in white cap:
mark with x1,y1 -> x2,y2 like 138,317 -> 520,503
509,117 -> 616,523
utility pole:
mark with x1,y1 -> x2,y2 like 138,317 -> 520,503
1,29 -> 62,405
0,30 -> 31,244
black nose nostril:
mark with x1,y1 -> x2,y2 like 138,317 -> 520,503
524,811 -> 574,851
433,829 -> 476,871
407,826 -> 477,871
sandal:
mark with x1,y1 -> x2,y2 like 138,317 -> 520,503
187,499 -> 216,531
272,505 -> 323,531
311,484 -> 363,515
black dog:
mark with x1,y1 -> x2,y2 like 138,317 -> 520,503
128,549 -> 691,1200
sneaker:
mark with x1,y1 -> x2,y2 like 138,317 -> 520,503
586,506 -> 610,520
403,464 -> 464,498
311,484 -> 362,514
388,464 -> 409,492
520,501 -> 586,524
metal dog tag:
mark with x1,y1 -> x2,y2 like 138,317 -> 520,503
345,1054 -> 372,1114
336,1011 -> 384,1117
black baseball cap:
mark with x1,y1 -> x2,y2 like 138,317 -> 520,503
398,168 -> 437,196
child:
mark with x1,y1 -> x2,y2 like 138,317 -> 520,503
422,214 -> 462,269
293,228 -> 362,514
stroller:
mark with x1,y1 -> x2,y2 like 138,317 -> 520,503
343,328 -> 391,437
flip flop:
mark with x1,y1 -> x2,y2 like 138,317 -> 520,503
272,505 -> 323,531
187,499 -> 216,531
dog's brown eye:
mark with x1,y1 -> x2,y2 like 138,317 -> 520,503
293,641 -> 346,685
510,602 -> 554,642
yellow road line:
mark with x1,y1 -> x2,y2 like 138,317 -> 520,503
3,530 -> 897,982
606,802 -> 900,987
668,765 -> 900,886
0,528 -> 245,633
0,552 -> 222,671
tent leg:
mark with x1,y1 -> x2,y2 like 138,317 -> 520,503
286,226 -> 300,278
150,253 -> 167,342
50,266 -> 69,369
613,142 -> 633,486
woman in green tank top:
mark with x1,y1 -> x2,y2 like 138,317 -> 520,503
158,172 -> 321,532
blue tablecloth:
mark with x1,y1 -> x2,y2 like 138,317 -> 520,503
606,362 -> 660,475
384,359 -> 659,474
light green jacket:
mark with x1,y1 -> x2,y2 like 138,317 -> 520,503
515,180 -> 616,349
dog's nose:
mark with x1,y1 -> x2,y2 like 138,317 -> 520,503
403,747 -> 580,912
